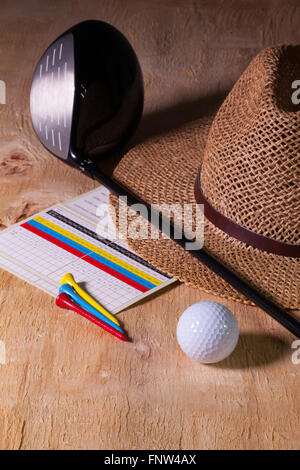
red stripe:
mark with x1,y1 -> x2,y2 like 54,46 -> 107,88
21,222 -> 148,293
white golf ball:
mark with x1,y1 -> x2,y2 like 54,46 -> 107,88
176,301 -> 239,363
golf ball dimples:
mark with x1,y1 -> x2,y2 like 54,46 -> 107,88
177,301 -> 239,363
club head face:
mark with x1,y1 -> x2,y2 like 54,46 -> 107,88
30,33 -> 75,160
30,20 -> 144,167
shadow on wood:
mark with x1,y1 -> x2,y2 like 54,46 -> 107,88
212,333 -> 290,370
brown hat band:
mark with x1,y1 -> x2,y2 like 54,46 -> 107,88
194,170 -> 300,258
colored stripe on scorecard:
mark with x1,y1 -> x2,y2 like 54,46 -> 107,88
21,222 -> 149,293
36,216 -> 161,287
47,209 -> 171,278
28,218 -> 157,290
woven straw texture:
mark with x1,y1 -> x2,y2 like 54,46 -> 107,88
109,46 -> 300,309
201,46 -> 300,244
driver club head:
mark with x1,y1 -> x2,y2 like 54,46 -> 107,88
30,20 -> 144,171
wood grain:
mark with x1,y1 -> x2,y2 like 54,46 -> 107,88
0,0 -> 299,450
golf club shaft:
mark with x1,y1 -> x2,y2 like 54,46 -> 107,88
85,160 -> 300,338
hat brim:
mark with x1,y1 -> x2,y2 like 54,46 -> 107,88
109,116 -> 300,310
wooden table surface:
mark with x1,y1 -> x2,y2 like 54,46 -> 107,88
0,0 -> 299,450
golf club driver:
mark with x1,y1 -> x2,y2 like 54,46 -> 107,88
30,20 -> 300,338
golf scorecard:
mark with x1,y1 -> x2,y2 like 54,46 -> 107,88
0,187 -> 175,314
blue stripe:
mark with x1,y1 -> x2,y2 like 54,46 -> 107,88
27,219 -> 155,289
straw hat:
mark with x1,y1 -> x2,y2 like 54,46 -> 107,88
109,45 -> 300,309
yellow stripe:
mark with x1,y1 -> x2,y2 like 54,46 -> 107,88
35,216 -> 162,286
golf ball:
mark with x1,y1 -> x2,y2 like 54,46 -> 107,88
176,301 -> 239,363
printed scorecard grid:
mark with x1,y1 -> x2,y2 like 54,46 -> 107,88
0,187 -> 175,314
